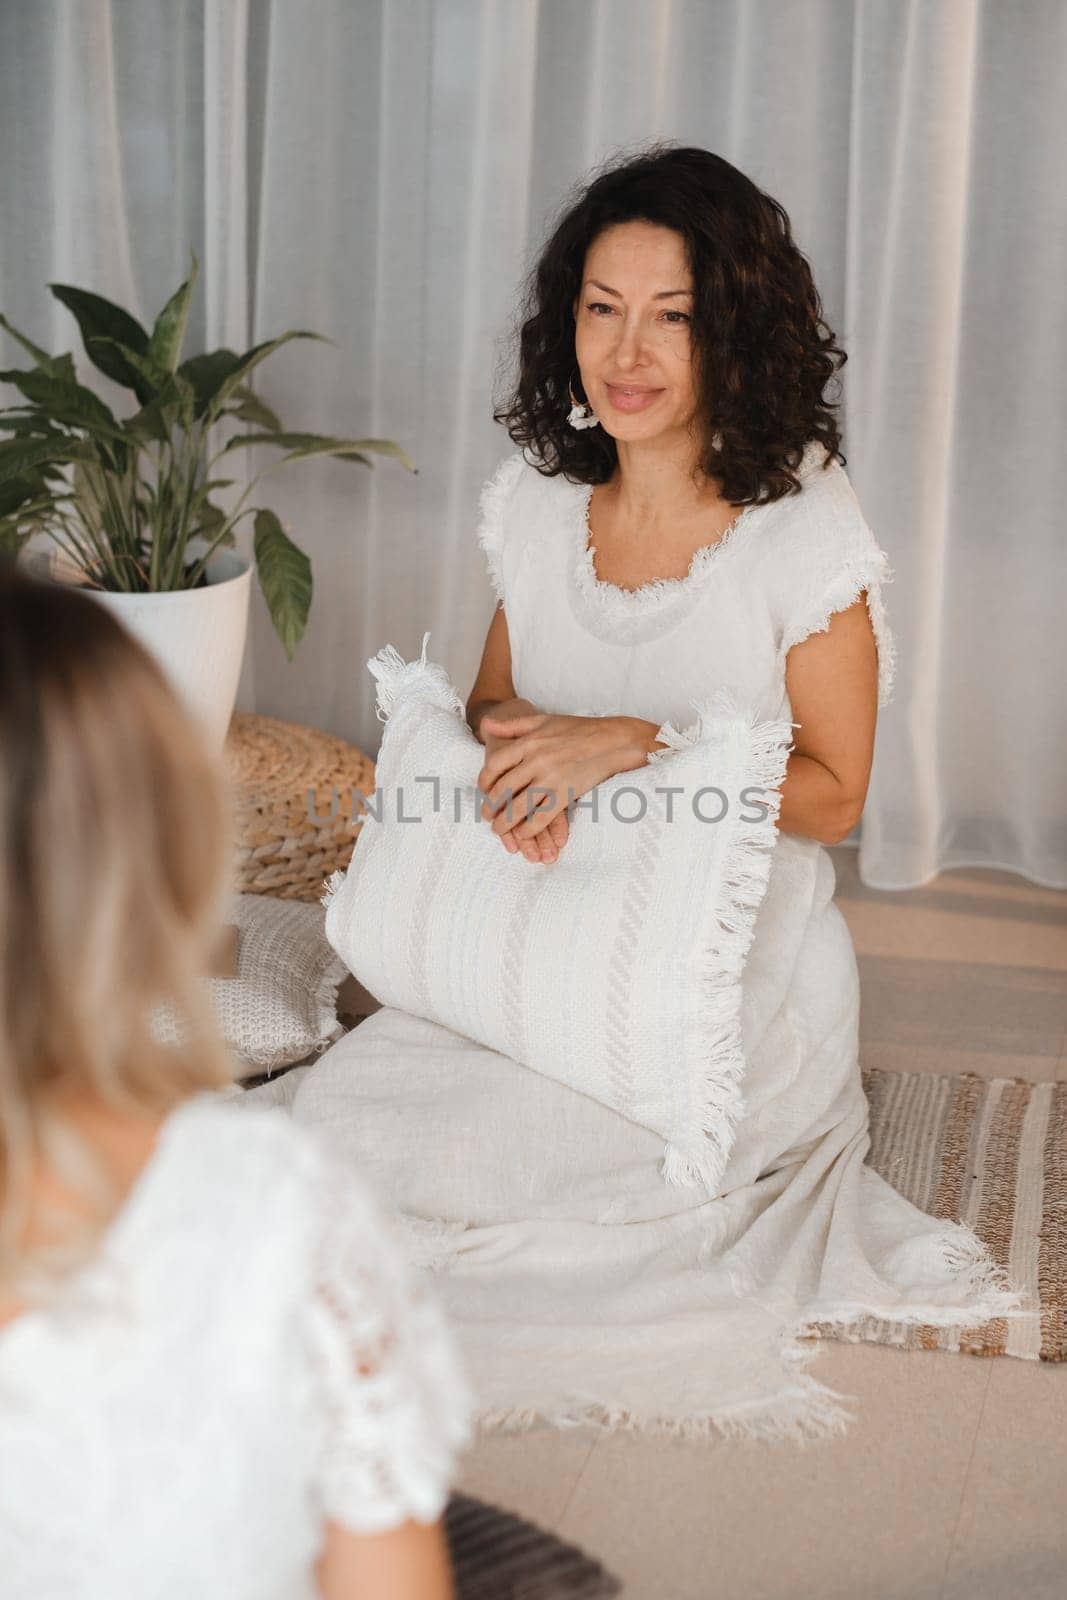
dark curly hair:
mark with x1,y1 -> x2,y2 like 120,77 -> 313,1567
493,141 -> 846,504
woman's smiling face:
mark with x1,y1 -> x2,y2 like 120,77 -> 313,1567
572,220 -> 700,443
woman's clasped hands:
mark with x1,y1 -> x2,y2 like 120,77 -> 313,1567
477,700 -> 633,864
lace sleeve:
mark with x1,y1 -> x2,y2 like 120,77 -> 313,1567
304,1153 -> 476,1536
475,449 -> 527,606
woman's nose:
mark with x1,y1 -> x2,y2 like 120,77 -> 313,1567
611,316 -> 648,365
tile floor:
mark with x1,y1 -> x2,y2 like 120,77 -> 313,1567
454,848 -> 1067,1600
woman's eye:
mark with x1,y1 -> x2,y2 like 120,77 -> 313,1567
585,302 -> 689,325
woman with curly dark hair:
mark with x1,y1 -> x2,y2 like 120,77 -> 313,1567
453,144 -> 1019,1435
468,141 -> 895,864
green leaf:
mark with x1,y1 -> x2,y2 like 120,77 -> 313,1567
210,331 -> 329,418
191,476 -> 235,505
178,350 -> 243,418
187,478 -> 236,528
0,413 -> 67,438
126,370 -> 195,441
0,471 -> 49,517
147,251 -> 198,374
222,431 -> 373,468
48,283 -> 152,399
0,518 -> 38,555
0,436 -> 88,488
0,369 -> 128,474
87,337 -> 168,394
125,402 -> 169,444
253,508 -> 312,661
336,436 -> 418,473
196,499 -> 235,547
225,385 -> 282,432
0,313 -> 76,382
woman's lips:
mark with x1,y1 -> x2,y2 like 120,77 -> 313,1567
604,383 -> 664,413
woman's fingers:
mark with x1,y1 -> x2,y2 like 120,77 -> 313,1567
509,790 -> 554,861
476,710 -> 584,864
487,786 -> 537,858
481,713 -> 540,734
539,808 -> 570,862
503,800 -> 569,864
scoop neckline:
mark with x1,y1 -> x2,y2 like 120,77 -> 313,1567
568,440 -> 830,617
574,480 -> 756,610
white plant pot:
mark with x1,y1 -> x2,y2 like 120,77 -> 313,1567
24,541 -> 253,753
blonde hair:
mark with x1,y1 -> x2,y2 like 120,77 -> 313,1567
0,567 -> 238,1296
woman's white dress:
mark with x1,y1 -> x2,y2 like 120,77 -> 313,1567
0,1098 -> 474,1597
241,439 -> 1025,1443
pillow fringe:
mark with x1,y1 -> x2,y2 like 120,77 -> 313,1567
367,631 -> 467,725
656,700 -> 797,1195
320,868 -> 347,913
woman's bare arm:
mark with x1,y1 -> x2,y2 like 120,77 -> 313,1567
467,595 -> 878,851
466,604 -> 538,741
608,595 -> 881,846
317,1515 -> 455,1600
466,605 -> 568,861
777,592 -> 879,844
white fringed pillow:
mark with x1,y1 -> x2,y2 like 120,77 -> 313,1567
323,636 -> 794,1195
153,893 -> 347,1075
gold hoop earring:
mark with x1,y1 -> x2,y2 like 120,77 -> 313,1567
567,373 -> 601,431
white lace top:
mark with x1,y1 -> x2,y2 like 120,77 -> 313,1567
0,1097 -> 475,1598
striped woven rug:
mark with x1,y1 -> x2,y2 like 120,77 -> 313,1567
807,1068 -> 1066,1361
445,1491 -> 621,1598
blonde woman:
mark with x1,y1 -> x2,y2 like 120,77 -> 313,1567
0,568 -> 472,1598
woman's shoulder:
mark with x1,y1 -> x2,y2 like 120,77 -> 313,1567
101,1095 -> 331,1274
172,1094 -> 415,1264
752,442 -> 897,708
165,1093 -> 377,1218
476,444 -> 568,603
165,1089 -> 320,1170
0,1098 -> 330,1389
752,441 -> 873,543
106,1096 -> 423,1344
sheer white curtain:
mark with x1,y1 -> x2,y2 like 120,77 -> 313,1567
2,0 -> 1064,888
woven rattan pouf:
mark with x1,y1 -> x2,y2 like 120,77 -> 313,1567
225,712 -> 376,902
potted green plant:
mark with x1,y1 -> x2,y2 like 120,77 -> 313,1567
0,252 -> 414,746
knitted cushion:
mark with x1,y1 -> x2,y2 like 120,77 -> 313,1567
153,894 -> 347,1075
322,635 -> 793,1195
